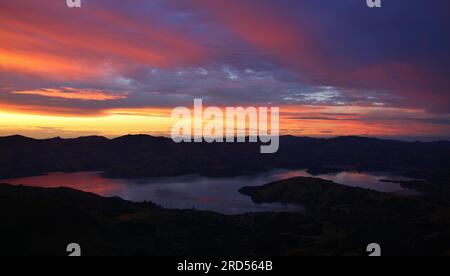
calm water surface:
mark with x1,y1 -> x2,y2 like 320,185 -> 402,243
2,170 -> 420,214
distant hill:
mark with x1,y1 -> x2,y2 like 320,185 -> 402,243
0,135 -> 449,180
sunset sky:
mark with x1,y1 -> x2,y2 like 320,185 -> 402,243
1,0 -> 449,140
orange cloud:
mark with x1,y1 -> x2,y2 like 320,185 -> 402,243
0,1 -> 208,80
12,87 -> 127,101
0,102 -> 104,117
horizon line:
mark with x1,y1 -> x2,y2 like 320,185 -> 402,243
1,133 -> 450,143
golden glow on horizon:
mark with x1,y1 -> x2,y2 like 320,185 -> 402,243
0,110 -> 176,138
1,105 -> 449,139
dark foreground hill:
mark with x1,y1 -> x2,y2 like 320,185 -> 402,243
1,135 -> 449,181
239,177 -> 450,256
2,176 -> 450,256
0,183 -> 345,256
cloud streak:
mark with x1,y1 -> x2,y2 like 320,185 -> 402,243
13,87 -> 127,101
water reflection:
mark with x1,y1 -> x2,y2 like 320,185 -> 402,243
275,170 -> 421,196
2,172 -> 128,196
2,170 -> 420,214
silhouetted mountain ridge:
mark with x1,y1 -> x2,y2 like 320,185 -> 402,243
0,135 -> 449,180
